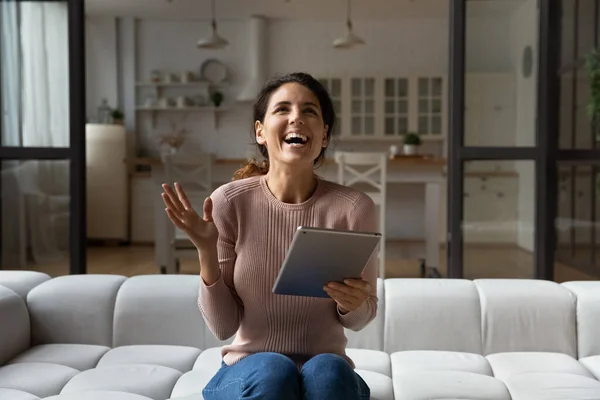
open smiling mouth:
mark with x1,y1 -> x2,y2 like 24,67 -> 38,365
283,133 -> 309,147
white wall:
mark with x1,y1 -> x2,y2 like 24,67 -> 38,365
510,0 -> 537,252
85,16 -> 118,121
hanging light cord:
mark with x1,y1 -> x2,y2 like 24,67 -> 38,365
346,0 -> 353,30
211,0 -> 217,31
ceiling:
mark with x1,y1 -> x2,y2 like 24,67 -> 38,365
84,0 -> 525,21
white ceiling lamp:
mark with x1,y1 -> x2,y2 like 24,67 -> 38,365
333,0 -> 364,49
197,0 -> 228,49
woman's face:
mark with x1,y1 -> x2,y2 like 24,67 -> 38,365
255,82 -> 328,169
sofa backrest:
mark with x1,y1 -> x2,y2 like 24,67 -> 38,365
475,279 -> 577,357
27,275 -> 126,346
113,275 -> 212,348
561,281 -> 600,358
383,278 -> 579,357
0,271 -> 50,299
384,279 -> 483,354
0,285 -> 30,365
14,273 -> 599,360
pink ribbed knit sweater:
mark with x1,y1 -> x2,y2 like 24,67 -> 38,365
197,174 -> 378,367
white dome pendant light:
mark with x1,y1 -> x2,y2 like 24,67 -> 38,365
197,0 -> 229,49
333,0 -> 364,49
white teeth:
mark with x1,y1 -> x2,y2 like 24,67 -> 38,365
284,133 -> 308,143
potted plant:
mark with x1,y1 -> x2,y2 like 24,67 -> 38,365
403,132 -> 422,155
210,91 -> 224,108
111,109 -> 124,125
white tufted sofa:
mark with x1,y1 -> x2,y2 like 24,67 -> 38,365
1,270 -> 600,400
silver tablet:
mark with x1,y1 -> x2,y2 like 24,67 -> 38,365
272,226 -> 381,298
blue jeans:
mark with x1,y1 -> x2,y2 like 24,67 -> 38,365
202,352 -> 370,400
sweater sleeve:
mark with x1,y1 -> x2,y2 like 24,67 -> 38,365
338,194 -> 379,331
197,187 -> 243,340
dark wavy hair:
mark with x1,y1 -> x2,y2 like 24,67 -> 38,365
232,72 -> 336,180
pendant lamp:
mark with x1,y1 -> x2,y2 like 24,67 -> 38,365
197,0 -> 228,49
333,0 -> 364,49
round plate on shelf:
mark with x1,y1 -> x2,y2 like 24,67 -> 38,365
200,59 -> 227,84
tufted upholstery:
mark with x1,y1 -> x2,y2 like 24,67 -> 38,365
0,271 -> 599,399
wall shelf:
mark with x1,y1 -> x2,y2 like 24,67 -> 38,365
136,106 -> 229,129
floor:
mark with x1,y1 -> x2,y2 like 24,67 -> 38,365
20,241 -> 599,283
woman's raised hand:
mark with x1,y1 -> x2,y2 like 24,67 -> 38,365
161,182 -> 218,252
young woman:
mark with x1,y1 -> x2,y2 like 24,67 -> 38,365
162,72 -> 377,399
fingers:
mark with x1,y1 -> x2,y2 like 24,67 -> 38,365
162,184 -> 185,214
343,279 -> 372,293
325,286 -> 356,303
174,182 -> 193,210
165,208 -> 188,232
161,192 -> 183,218
203,197 -> 213,222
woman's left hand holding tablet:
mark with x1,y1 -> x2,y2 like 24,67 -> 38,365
323,279 -> 371,314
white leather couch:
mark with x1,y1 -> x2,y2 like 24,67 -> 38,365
1,271 -> 600,400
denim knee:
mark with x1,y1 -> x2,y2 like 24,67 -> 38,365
301,353 -> 370,400
243,352 -> 300,398
304,353 -> 352,375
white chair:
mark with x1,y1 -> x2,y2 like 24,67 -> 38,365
157,151 -> 213,274
334,151 -> 387,278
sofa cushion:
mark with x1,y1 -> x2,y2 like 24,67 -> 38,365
45,392 -> 153,400
0,271 -> 50,299
112,276 -> 206,348
475,279 -> 577,357
0,362 -> 78,398
97,345 -> 202,373
562,281 -> 600,358
0,388 -> 40,400
60,364 -> 182,400
504,372 -> 600,399
344,278 -> 385,351
0,285 -> 30,366
355,369 -> 394,400
192,347 -> 221,371
580,355 -> 600,380
486,352 -> 595,381
393,370 -> 511,400
391,350 -> 493,376
27,275 -> 126,347
8,344 -> 110,371
384,279 -> 482,354
170,370 -> 214,400
346,348 -> 391,377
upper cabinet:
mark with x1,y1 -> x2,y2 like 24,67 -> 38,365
318,75 -> 447,141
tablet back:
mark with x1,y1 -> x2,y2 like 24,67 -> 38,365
272,227 -> 381,298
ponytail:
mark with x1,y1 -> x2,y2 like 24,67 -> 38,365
232,158 -> 269,181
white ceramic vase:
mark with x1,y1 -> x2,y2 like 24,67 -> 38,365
403,144 -> 418,155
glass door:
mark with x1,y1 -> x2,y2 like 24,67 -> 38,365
555,0 -> 600,280
0,0 -> 86,275
447,0 -> 560,279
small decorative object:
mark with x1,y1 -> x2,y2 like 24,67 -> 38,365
151,70 -> 162,83
111,109 -> 124,125
388,144 -> 399,159
403,132 -> 422,156
193,95 -> 206,106
210,91 -> 224,107
158,118 -> 189,154
97,99 -> 111,124
201,59 -> 227,84
180,71 -> 193,83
